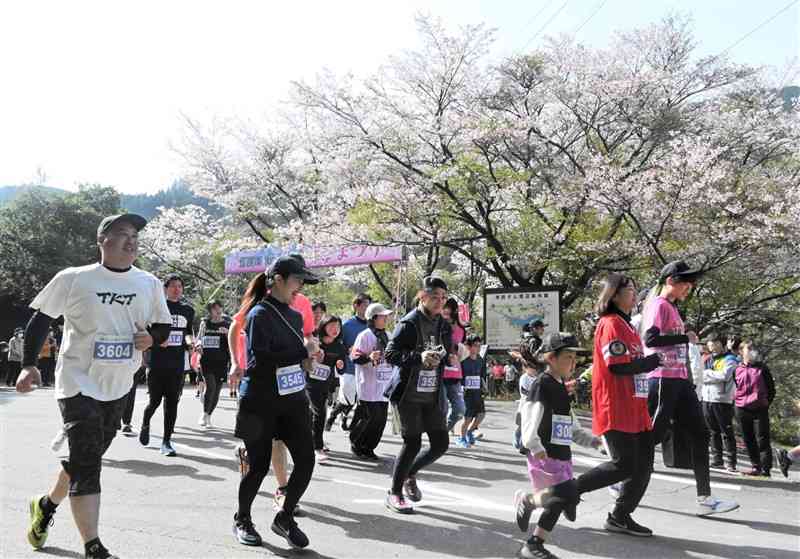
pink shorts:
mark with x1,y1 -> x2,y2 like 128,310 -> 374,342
527,455 -> 573,491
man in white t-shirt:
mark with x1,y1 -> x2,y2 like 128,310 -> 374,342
16,213 -> 173,559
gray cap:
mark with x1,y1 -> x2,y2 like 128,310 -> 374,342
365,303 -> 393,320
97,214 -> 147,238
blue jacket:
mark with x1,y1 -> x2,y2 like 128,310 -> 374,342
341,316 -> 369,375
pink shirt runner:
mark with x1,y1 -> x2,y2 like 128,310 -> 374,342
642,296 -> 688,380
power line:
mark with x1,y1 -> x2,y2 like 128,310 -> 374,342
519,0 -> 570,53
715,0 -> 799,60
573,0 -> 607,37
518,0 -> 555,35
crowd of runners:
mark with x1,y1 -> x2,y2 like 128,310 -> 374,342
6,212 -> 798,559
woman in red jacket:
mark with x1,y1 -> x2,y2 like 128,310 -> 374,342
574,273 -> 661,536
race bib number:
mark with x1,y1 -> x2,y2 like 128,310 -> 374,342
202,335 -> 220,349
416,369 -> 438,393
276,364 -> 305,396
93,335 -> 134,365
633,373 -> 649,398
309,364 -> 331,382
464,376 -> 481,390
550,414 -> 573,446
376,363 -> 394,382
167,330 -> 183,347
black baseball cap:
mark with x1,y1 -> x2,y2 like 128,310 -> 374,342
422,275 -> 448,291
537,332 -> 586,354
530,319 -> 546,329
268,254 -> 320,285
97,214 -> 147,238
659,260 -> 703,283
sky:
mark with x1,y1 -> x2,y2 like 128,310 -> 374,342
1,0 -> 798,194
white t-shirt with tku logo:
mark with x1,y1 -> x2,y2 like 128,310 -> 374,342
31,263 -> 172,401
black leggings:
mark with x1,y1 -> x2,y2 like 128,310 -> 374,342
142,368 -> 183,443
6,361 -> 21,386
391,429 -> 449,494
308,388 -> 328,450
648,377 -> 711,496
237,402 -> 315,520
576,430 -> 654,517
202,366 -> 227,415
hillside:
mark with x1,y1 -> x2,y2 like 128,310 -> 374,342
0,180 -> 223,219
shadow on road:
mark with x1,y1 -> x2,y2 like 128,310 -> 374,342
639,504 -> 800,537
102,457 -> 226,482
564,526 -> 800,559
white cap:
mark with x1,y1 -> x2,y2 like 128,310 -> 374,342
366,303 -> 394,320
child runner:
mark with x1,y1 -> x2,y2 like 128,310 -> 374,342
460,334 -> 486,446
513,332 -> 601,559
308,315 -> 346,463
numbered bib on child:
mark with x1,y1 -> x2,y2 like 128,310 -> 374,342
633,373 -> 649,398
202,335 -> 220,349
550,414 -> 573,446
416,369 -> 438,393
92,334 -> 135,366
309,363 -> 331,382
376,363 -> 394,383
167,330 -> 184,347
276,364 -> 306,396
464,376 -> 481,390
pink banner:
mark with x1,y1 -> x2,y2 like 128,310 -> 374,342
225,245 -> 404,275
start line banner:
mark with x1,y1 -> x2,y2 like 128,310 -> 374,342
225,245 -> 405,274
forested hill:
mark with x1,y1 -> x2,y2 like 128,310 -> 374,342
0,180 -> 220,219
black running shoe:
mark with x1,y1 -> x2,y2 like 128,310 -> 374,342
233,513 -> 262,546
362,449 -> 381,461
778,449 -> 792,478
604,513 -> 653,537
403,476 -> 422,502
138,423 -> 149,446
518,536 -> 558,559
513,489 -> 534,532
85,541 -> 119,559
351,445 -> 365,458
271,511 -> 309,549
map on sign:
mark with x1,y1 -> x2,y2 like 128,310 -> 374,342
484,289 -> 561,352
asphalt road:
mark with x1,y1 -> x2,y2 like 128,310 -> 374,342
2,385 -> 798,558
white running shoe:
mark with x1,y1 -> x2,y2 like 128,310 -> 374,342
696,495 -> 740,516
198,413 -> 208,427
205,414 -> 213,428
50,428 -> 67,452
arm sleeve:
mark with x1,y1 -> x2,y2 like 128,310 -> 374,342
644,326 -> 689,348
570,410 -> 597,448
351,331 -> 373,364
385,321 -> 422,370
763,365 -> 776,403
197,320 -> 207,342
30,269 -> 75,318
609,355 -> 661,376
520,400 -> 546,456
148,323 -> 171,346
247,309 -> 308,369
703,359 -> 730,383
21,311 -> 55,367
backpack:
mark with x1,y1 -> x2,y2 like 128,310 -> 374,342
735,363 -> 769,409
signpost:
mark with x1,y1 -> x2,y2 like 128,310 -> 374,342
483,287 -> 562,354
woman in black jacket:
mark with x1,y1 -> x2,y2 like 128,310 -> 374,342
232,255 -> 321,550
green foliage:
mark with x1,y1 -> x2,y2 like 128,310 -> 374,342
0,185 -> 122,302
